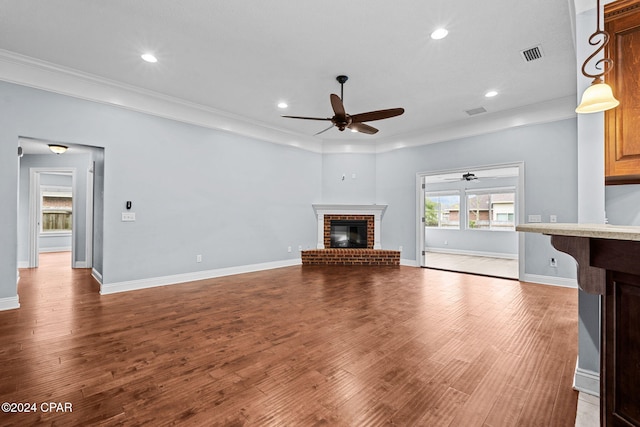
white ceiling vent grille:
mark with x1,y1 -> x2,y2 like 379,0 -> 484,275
465,107 -> 487,116
521,45 -> 543,62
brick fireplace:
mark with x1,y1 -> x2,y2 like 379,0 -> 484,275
301,204 -> 400,266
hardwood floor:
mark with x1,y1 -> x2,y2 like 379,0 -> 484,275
1,252 -> 579,426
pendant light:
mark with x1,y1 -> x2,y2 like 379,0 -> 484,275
576,0 -> 620,114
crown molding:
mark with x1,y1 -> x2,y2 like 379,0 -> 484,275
0,49 -> 576,156
0,49 -> 322,153
321,95 -> 577,154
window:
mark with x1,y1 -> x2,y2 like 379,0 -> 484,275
41,188 -> 72,233
425,192 -> 460,229
466,190 -> 515,230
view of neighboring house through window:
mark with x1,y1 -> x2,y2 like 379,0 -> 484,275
41,188 -> 72,233
425,192 -> 460,229
466,190 -> 515,230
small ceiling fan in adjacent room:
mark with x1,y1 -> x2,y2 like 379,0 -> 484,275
462,172 -> 478,181
282,75 -> 404,135
440,172 -> 480,182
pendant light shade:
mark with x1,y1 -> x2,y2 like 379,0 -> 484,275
576,78 -> 620,113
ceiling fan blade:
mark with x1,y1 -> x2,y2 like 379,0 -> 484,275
348,122 -> 378,135
281,115 -> 332,121
314,124 -> 335,136
330,94 -> 346,118
350,108 -> 405,123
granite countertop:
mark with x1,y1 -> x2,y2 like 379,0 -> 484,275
516,223 -> 640,241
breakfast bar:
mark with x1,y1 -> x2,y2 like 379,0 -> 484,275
517,223 -> 640,427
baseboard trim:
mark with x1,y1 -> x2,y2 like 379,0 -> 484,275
425,247 -> 518,260
92,268 -> 103,285
573,357 -> 600,397
100,259 -> 302,295
0,296 -> 20,311
520,273 -> 578,289
39,246 -> 71,253
400,258 -> 419,267
74,261 -> 88,268
17,261 -> 30,268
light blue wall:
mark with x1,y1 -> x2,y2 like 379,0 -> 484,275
92,149 -> 105,278
321,153 -> 376,203
0,81 -> 321,296
375,118 -> 579,278
606,185 -> 640,226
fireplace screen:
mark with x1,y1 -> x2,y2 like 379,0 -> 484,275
330,220 -> 368,248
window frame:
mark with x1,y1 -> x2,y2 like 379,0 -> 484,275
464,187 -> 516,232
40,186 -> 73,235
424,190 -> 461,230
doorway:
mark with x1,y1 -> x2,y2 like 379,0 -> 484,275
417,163 -> 524,280
28,168 -> 79,268
18,138 -> 102,276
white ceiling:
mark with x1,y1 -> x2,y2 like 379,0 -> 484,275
1,0 -> 579,147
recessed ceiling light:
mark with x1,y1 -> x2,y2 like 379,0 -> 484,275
277,102 -> 288,109
351,129 -> 358,133
430,28 -> 449,40
141,53 -> 158,63
485,90 -> 498,98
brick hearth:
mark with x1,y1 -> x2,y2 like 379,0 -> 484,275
301,249 -> 400,266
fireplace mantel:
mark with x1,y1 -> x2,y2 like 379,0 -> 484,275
312,204 -> 388,249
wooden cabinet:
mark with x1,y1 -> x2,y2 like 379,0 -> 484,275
590,239 -> 640,426
605,0 -> 640,184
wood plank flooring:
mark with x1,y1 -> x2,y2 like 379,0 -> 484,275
0,252 -> 579,426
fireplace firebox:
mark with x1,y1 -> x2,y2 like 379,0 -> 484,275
330,220 -> 368,248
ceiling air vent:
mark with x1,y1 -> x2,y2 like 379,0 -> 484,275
465,107 -> 487,116
521,45 -> 543,62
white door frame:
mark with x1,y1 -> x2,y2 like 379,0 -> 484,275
28,167 -> 93,268
416,161 -> 525,280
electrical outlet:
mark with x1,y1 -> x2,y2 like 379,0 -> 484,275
287,246 -> 292,253
399,245 -> 403,252
298,245 -> 302,251
121,212 -> 136,222
528,214 -> 542,223
550,257 -> 557,267
550,215 -> 557,223
196,254 -> 202,263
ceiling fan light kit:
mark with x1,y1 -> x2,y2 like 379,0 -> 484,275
282,75 -> 404,135
575,0 -> 619,114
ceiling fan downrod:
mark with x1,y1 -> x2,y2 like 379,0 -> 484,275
336,75 -> 348,101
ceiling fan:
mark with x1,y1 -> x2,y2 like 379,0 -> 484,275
440,172 -> 480,182
462,172 -> 478,181
282,75 -> 404,135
